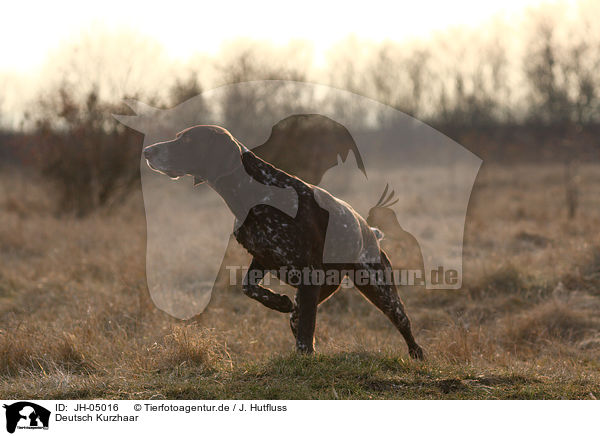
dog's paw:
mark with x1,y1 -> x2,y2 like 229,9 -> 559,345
273,294 -> 294,313
295,342 -> 315,354
409,345 -> 424,360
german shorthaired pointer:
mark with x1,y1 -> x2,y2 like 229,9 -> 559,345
143,125 -> 423,359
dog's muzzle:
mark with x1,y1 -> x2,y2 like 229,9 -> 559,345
144,146 -> 184,179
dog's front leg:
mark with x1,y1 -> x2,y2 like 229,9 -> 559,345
242,259 -> 294,313
290,283 -> 339,339
294,285 -> 320,353
290,283 -> 340,340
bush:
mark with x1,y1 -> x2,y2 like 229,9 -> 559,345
24,87 -> 142,216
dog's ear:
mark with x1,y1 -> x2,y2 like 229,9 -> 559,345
193,176 -> 205,186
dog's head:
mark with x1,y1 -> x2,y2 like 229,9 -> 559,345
143,125 -> 243,185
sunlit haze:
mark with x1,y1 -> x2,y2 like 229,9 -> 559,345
0,0 -> 590,128
1,0 -> 566,72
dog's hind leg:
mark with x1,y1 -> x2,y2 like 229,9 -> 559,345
242,259 -> 294,313
353,252 -> 424,359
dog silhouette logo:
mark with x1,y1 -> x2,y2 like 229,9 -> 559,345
3,402 -> 50,433
114,81 -> 481,320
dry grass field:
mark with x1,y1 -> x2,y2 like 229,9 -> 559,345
0,161 -> 599,399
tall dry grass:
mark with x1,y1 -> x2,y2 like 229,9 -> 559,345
0,161 -> 599,397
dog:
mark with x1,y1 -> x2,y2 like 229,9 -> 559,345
251,114 -> 366,185
213,114 -> 367,290
144,125 -> 423,358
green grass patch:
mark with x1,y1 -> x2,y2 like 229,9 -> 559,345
1,352 -> 598,400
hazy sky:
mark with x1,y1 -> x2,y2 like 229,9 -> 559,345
1,0 -> 568,72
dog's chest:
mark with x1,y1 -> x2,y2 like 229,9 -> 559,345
234,152 -> 328,268
234,204 -> 324,269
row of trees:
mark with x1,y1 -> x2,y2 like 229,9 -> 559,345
1,0 -> 599,215
2,1 -> 598,130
